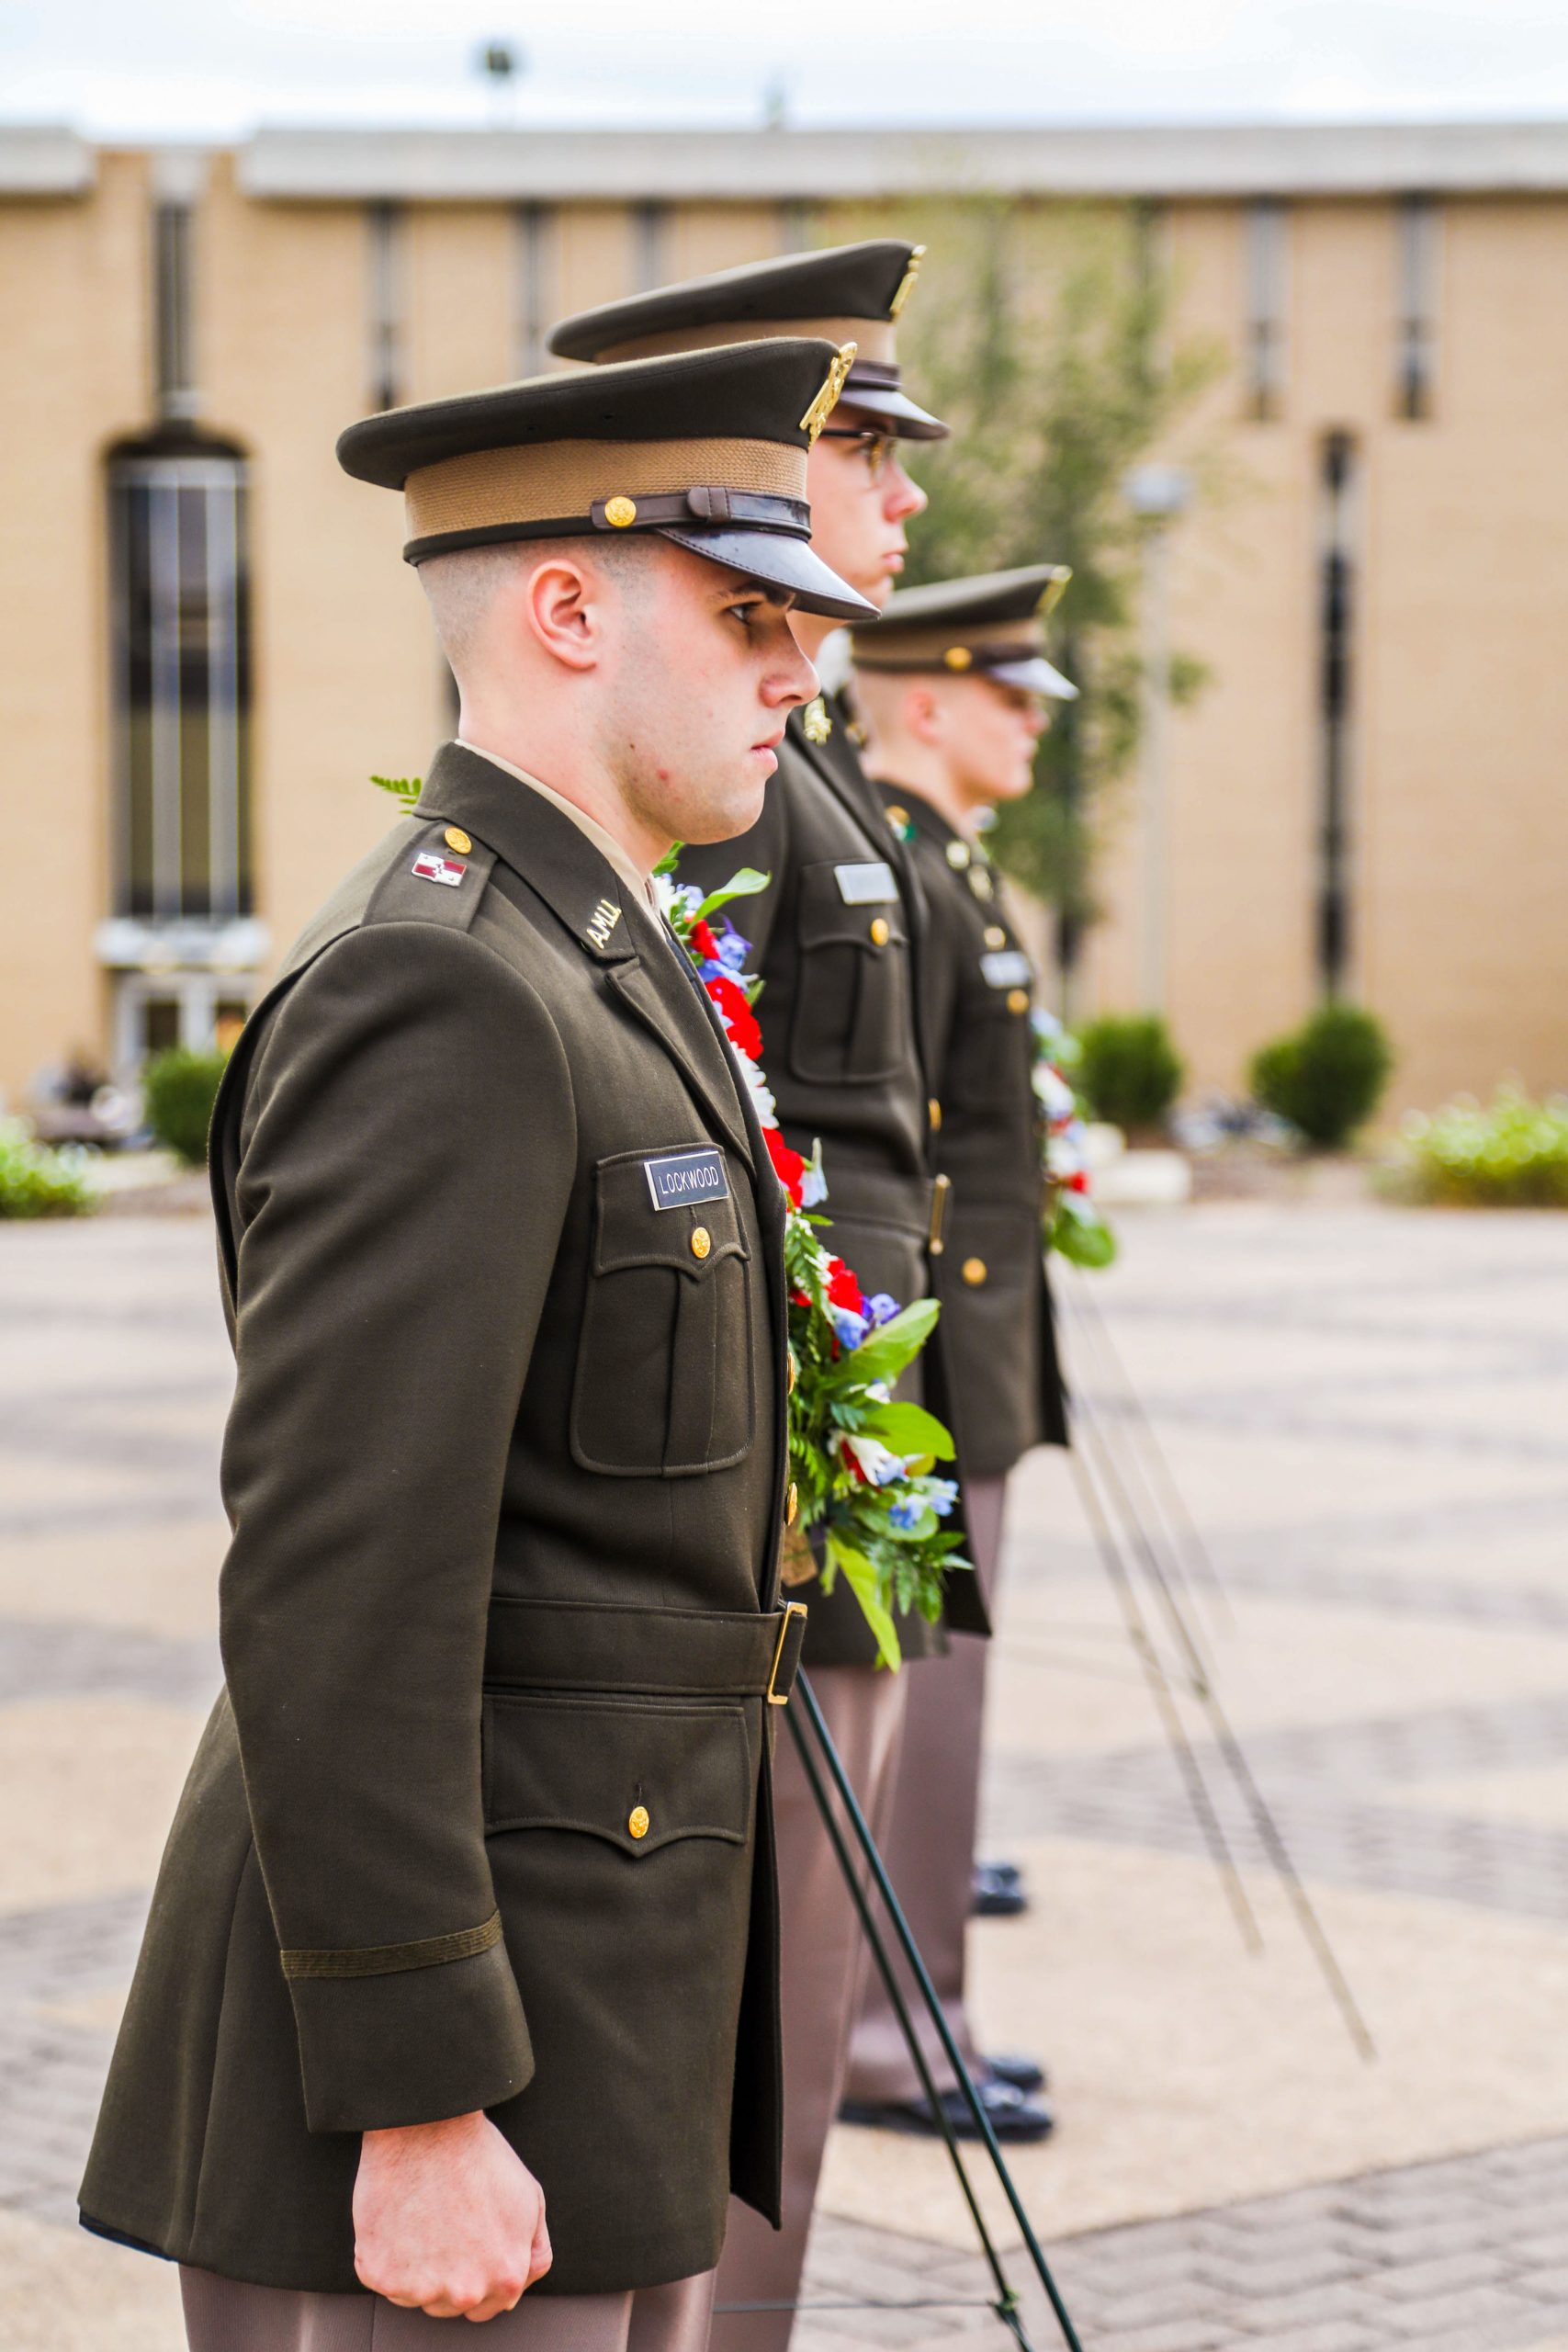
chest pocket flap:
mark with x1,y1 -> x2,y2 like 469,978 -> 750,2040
790,860 -> 912,1087
571,1148 -> 755,1479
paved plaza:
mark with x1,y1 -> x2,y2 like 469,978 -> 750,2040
2,1197 -> 1568,2349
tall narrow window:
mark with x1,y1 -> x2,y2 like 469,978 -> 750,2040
631,201 -> 670,293
1316,432 -> 1359,996
107,445 -> 253,924
778,200 -> 809,254
1395,195 -> 1439,421
367,200 -> 405,412
513,201 -> 558,376
154,202 -> 197,422
1244,198 -> 1288,421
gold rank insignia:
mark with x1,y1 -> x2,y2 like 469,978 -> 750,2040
802,695 -> 833,744
889,244 -> 927,320
800,342 -> 858,444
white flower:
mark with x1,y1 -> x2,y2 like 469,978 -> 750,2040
1032,1063 -> 1077,1123
730,1044 -> 777,1129
839,1432 -> 907,1487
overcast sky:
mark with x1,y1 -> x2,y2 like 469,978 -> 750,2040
6,0 -> 1568,140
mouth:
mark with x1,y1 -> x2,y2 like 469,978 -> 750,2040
752,729 -> 785,754
884,550 -> 906,574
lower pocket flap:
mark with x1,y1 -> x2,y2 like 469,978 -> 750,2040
484,1690 -> 752,1857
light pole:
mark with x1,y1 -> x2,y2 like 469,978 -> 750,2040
1123,462 -> 1191,1015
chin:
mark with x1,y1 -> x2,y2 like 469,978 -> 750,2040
682,775 -> 769,846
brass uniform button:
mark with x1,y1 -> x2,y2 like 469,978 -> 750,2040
786,1481 -> 799,1527
928,1097 -> 942,1133
690,1226 -> 712,1260
628,1804 -> 649,1840
1008,989 -> 1030,1013
985,924 -> 1007,949
969,866 -> 995,899
604,495 -> 637,527
444,826 -> 472,854
962,1257 -> 988,1286
946,840 -> 970,869
869,916 -> 890,947
787,1353 -> 797,1395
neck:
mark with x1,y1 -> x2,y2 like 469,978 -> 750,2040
456,691 -> 665,880
858,727 -> 987,842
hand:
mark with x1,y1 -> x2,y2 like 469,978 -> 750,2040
354,2110 -> 551,2321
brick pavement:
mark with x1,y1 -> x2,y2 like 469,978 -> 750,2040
4,1204 -> 1568,2348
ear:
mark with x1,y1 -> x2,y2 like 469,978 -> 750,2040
521,556 -> 602,673
906,682 -> 945,748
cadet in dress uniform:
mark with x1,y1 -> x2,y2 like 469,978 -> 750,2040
550,245 -> 983,2352
78,339 -> 878,2352
840,568 -> 1077,2140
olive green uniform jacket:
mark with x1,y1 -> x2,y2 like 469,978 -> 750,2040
679,707 -> 983,1665
897,788 -> 1068,1479
79,744 -> 798,2299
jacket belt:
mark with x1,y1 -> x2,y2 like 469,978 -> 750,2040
484,1594 -> 807,1706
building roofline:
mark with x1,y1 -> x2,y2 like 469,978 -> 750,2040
236,119 -> 1568,203
0,125 -> 96,197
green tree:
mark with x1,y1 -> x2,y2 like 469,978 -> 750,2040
844,198 -> 1222,981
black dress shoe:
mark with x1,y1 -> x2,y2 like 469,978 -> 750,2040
840,2076 -> 1055,2143
986,2052 -> 1047,2096
971,1860 -> 1030,1917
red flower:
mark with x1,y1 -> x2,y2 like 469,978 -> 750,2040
763,1125 -> 807,1207
705,973 -> 762,1062
690,918 -> 719,960
824,1255 -> 865,1316
1066,1170 -> 1090,1194
789,1285 -> 812,1308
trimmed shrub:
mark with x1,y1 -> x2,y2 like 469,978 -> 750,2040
0,1121 -> 96,1218
1404,1087 -> 1568,1207
1075,1013 -> 1184,1136
142,1046 -> 229,1168
1248,1004 -> 1393,1149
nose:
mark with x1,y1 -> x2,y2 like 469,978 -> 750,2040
763,615 -> 818,710
884,455 -> 927,522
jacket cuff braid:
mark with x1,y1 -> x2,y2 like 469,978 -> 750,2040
288,1930 -> 534,2133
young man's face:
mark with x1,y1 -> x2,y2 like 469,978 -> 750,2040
604,542 -> 817,844
944,675 -> 1050,805
806,424 -> 928,612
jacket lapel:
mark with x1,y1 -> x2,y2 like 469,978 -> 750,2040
604,916 -> 756,1176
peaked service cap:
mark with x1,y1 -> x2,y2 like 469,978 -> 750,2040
852,563 -> 1078,698
335,337 -> 878,621
547,240 -> 948,441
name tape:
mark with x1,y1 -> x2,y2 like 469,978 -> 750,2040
645,1147 -> 730,1213
835,860 -> 897,906
980,948 -> 1032,990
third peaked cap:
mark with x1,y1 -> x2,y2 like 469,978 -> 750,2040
548,241 -> 948,440
852,563 -> 1078,698
335,337 -> 877,619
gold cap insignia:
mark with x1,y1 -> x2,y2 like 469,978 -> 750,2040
604,495 -> 638,527
802,695 -> 832,744
889,244 -> 927,321
800,341 -> 858,444
943,645 -> 974,671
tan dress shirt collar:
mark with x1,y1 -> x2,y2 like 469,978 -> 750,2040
457,738 -> 658,914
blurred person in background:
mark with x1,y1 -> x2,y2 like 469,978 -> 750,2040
840,567 -> 1077,2143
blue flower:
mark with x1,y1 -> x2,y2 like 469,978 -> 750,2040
925,1477 -> 959,1518
864,1292 -> 901,1328
829,1306 -> 870,1351
888,1494 -> 925,1530
715,923 -> 751,973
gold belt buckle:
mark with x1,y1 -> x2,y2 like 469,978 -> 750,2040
767,1601 -> 809,1706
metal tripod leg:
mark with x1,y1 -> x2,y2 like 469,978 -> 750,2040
791,1670 -> 1088,2352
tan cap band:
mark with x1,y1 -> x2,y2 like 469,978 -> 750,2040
405,435 -> 807,545
853,616 -> 1044,669
594,317 -> 897,368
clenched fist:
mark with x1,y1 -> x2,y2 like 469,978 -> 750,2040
355,2111 -> 551,2322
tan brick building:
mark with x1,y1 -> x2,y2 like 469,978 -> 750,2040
4,119 -> 1566,1119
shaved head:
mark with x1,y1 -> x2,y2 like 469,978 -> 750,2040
418,536 -> 654,684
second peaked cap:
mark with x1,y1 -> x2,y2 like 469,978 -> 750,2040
335,337 -> 878,619
548,240 -> 948,441
852,563 -> 1078,699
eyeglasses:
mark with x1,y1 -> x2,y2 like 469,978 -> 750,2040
818,427 -> 899,481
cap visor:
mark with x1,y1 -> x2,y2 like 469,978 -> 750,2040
835,383 -> 950,441
656,524 -> 880,621
990,654 -> 1079,700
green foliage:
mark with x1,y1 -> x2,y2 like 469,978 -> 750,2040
1403,1086 -> 1568,1207
1048,1187 -> 1118,1267
0,1122 -> 97,1219
142,1046 -> 230,1168
1075,1013 -> 1184,1135
370,774 -> 423,808
868,198 -> 1224,927
1249,1005 -> 1394,1150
